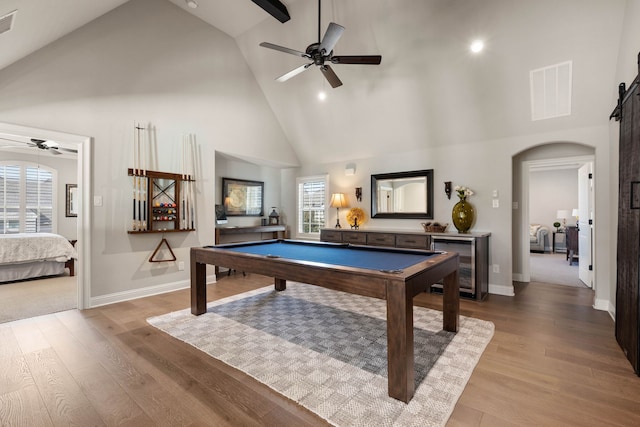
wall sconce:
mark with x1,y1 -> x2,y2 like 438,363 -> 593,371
355,187 -> 362,202
444,181 -> 452,199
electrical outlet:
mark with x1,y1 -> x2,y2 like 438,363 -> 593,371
492,264 -> 500,273
178,261 -> 185,271
492,199 -> 499,208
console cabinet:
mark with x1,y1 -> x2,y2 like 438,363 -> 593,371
320,228 -> 490,300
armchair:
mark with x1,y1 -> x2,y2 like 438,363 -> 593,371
530,224 -> 549,253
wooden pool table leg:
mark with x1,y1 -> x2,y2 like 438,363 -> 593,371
274,278 -> 286,291
191,255 -> 207,315
443,269 -> 460,332
386,283 -> 414,403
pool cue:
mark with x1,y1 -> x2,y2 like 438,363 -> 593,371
189,134 -> 196,229
141,124 -> 147,231
181,135 -> 186,230
133,123 -> 138,231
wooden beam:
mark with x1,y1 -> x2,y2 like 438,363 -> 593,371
251,0 -> 290,23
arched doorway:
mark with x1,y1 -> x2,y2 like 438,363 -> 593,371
512,142 -> 595,288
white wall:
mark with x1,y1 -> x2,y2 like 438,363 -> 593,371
529,168 -> 579,233
283,126 -> 611,299
0,0 -> 297,302
0,150 -> 77,239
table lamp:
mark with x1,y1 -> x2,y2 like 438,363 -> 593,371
572,208 -> 579,227
330,193 -> 348,229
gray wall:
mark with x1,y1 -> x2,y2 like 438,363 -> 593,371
0,0 -> 297,301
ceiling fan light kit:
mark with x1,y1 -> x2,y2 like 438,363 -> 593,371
259,0 -> 381,89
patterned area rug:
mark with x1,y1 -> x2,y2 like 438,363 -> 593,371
148,283 -> 494,427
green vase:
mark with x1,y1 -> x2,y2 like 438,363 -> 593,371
452,198 -> 474,233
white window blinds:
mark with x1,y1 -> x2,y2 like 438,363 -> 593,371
0,163 -> 54,234
296,175 -> 328,236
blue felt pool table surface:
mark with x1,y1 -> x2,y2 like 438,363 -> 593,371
213,239 -> 438,272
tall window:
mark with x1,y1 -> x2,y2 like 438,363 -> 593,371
0,162 -> 55,234
296,175 -> 328,238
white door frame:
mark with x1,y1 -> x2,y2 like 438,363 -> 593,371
0,122 -> 91,309
519,154 -> 594,284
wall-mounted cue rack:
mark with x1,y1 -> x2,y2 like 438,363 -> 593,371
127,169 -> 196,234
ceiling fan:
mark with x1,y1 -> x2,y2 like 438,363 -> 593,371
259,0 -> 382,88
0,137 -> 77,155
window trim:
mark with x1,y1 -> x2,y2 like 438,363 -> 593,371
295,174 -> 329,240
0,160 -> 57,234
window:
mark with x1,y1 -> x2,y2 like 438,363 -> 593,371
296,175 -> 328,238
0,162 -> 55,234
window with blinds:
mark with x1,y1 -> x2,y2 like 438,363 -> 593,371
296,175 -> 328,237
0,162 -> 55,234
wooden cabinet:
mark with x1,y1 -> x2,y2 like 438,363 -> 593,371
566,226 -> 579,265
319,228 -> 490,300
612,68 -> 640,375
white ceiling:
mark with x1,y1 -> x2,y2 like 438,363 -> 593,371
0,0 -> 629,165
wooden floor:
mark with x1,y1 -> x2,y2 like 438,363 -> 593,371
1,275 -> 639,426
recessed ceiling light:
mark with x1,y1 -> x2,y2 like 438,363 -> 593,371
318,91 -> 327,101
470,40 -> 484,53
186,0 -> 198,9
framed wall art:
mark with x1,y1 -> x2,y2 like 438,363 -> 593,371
222,177 -> 264,216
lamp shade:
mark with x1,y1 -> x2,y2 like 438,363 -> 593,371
571,208 -> 579,217
330,193 -> 348,208
556,209 -> 571,219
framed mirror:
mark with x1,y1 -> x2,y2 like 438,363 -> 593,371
222,177 -> 264,216
371,169 -> 434,219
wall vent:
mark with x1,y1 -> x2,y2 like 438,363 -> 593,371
0,10 -> 17,35
530,60 -> 572,121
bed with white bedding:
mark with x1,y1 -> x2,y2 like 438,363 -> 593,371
0,233 -> 77,283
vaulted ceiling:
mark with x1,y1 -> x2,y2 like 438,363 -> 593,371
0,0 -> 629,165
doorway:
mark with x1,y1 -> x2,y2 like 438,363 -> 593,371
0,122 -> 91,313
527,159 -> 592,287
514,145 -> 595,289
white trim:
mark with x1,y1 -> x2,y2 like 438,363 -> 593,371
489,283 -> 515,297
89,274 -> 217,308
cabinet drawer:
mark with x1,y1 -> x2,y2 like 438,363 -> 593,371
396,234 -> 429,249
342,232 -> 366,244
320,229 -> 342,242
366,233 -> 396,247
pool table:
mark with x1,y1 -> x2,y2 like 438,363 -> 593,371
190,239 -> 459,403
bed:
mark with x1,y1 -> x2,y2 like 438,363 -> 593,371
0,233 -> 78,283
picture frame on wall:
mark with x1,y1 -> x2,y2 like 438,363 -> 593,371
222,177 -> 264,216
66,184 -> 78,217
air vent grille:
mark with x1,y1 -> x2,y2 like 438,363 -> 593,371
0,10 -> 17,35
530,60 -> 572,121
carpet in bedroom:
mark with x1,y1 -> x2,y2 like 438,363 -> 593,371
0,275 -> 76,323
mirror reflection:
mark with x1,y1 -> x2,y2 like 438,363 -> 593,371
371,170 -> 434,219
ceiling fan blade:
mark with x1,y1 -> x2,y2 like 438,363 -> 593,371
276,63 -> 313,82
320,65 -> 343,88
319,22 -> 345,55
331,55 -> 382,65
259,42 -> 309,58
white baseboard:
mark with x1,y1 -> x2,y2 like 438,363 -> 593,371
489,283 -> 515,297
593,298 -> 615,320
512,273 -> 524,282
89,274 -> 217,308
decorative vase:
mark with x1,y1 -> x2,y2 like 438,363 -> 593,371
452,198 -> 474,233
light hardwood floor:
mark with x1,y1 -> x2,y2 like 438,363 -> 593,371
1,275 -> 639,426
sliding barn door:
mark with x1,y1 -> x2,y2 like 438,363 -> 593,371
614,71 -> 640,375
